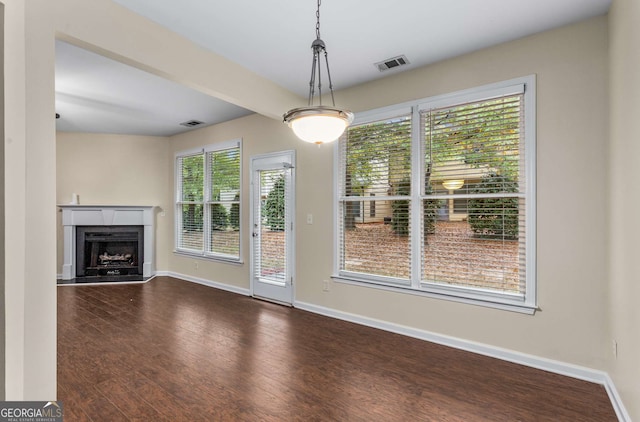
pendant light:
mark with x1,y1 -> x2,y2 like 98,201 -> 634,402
283,0 -> 353,145
442,179 -> 464,190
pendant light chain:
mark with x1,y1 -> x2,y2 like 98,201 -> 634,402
308,0 -> 337,108
316,0 -> 321,40
308,45 -> 318,106
282,0 -> 354,145
324,46 -> 336,107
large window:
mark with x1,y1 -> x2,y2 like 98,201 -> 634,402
336,77 -> 536,313
176,140 -> 241,262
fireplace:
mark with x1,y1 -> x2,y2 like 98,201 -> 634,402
76,226 -> 144,277
59,205 -> 155,281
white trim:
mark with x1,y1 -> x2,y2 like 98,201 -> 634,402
203,138 -> 241,153
56,274 -> 157,287
173,249 -> 243,265
523,76 -> 538,308
57,280 -> 149,287
417,81 -> 526,112
353,106 -> 412,126
335,75 -> 537,312
249,150 -> 296,305
174,146 -> 204,158
58,205 -> 155,280
332,141 -> 340,277
162,271 -> 251,296
603,373 -> 633,422
410,105 -> 422,289
174,140 -> 242,261
333,275 -> 535,314
293,300 -> 630,421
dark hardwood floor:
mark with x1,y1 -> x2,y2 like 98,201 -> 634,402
58,277 -> 617,421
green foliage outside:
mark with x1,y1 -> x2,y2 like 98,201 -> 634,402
263,175 -> 286,231
391,178 -> 410,236
391,178 -> 441,237
181,155 -> 204,231
468,172 -> 519,240
211,204 -> 228,230
426,96 -> 521,181
345,116 -> 412,230
423,188 -> 440,236
210,148 -> 240,201
343,96 -> 521,239
180,148 -> 240,233
229,193 -> 240,230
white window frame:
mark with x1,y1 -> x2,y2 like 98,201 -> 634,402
175,139 -> 243,263
333,76 -> 536,314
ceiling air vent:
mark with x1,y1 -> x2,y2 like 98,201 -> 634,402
179,120 -> 205,128
375,55 -> 410,72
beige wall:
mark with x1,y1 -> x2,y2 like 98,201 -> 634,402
4,0 -> 57,399
3,0 -> 27,399
167,18 -> 611,372
0,1 -> 5,400
609,0 -> 640,419
56,133 -> 171,274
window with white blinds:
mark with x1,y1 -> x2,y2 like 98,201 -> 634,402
338,114 -> 412,282
177,153 -> 205,251
176,140 -> 241,261
336,77 -> 536,312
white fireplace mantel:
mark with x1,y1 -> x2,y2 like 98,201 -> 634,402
59,205 -> 155,280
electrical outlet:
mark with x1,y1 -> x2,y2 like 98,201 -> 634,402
322,279 -> 330,292
194,261 -> 199,270
307,214 -> 313,224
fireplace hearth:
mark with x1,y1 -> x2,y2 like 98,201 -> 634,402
76,226 -> 144,278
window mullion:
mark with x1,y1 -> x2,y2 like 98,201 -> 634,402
410,105 -> 422,289
524,80 -> 537,308
203,151 -> 212,254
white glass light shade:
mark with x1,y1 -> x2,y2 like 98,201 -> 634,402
284,106 -> 354,145
442,179 -> 464,190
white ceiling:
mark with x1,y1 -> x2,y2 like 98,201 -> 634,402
55,0 -> 611,136
55,41 -> 254,136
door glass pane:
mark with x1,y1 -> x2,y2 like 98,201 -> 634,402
257,169 -> 287,284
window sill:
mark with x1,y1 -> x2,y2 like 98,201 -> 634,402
331,275 -> 537,315
174,250 -> 243,265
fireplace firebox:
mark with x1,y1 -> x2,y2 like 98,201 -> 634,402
59,205 -> 155,281
76,226 -> 144,278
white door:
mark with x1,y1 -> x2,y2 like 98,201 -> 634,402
250,151 -> 295,305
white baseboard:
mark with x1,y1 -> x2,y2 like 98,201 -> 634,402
294,300 -> 631,422
603,374 -> 632,422
160,271 -> 251,297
